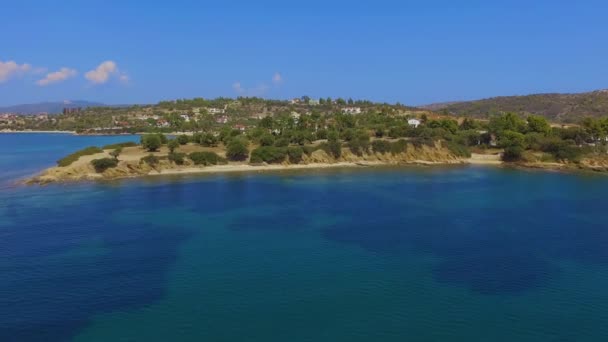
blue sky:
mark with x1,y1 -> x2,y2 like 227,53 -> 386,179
1,0 -> 607,106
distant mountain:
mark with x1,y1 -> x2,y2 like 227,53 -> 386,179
0,100 -> 105,115
422,90 -> 608,122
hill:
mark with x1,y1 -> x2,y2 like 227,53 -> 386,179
424,90 -> 608,123
0,101 -> 105,115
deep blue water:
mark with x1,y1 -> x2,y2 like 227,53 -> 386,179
1,134 -> 608,341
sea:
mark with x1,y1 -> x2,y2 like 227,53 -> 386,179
1,133 -> 608,341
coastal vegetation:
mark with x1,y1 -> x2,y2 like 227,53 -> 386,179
91,158 -> 118,173
21,95 -> 608,184
57,146 -> 103,167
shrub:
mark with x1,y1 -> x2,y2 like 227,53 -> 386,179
141,154 -> 160,166
102,141 -> 137,150
502,145 -> 524,162
372,140 -> 392,154
226,138 -> 249,161
90,158 -> 118,173
168,139 -> 180,153
109,148 -> 122,160
57,146 -> 103,167
274,137 -> 290,147
445,141 -> 471,158
250,146 -> 287,164
199,133 -> 219,147
177,134 -> 190,145
324,139 -> 342,159
540,139 -> 584,162
168,152 -> 186,165
390,139 -> 408,155
189,151 -> 224,165
141,134 -> 162,152
259,133 -> 275,147
287,146 -> 304,164
315,129 -> 328,140
348,130 -> 370,156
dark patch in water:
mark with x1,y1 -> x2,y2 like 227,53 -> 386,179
0,185 -> 192,342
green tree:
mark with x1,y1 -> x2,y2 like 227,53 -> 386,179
168,139 -> 180,153
177,134 -> 190,145
226,138 -> 249,161
141,134 -> 162,152
527,115 -> 551,134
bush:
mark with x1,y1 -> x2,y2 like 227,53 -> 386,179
141,134 -> 162,152
57,146 -> 103,167
372,140 -> 392,154
390,139 -> 408,155
168,139 -> 180,153
141,154 -> 160,166
168,152 -> 186,165
274,137 -> 290,147
102,141 -> 137,150
445,141 -> 471,158
177,134 -> 190,145
199,133 -> 219,147
323,139 -> 342,159
287,146 -> 304,164
348,130 -> 370,156
91,158 -> 118,173
259,134 -> 275,147
226,138 -> 249,161
540,138 -> 584,162
109,148 -> 122,160
502,145 -> 524,162
189,151 -> 224,165
315,129 -> 328,140
250,146 -> 287,164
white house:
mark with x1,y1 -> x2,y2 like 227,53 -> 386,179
342,107 -> 362,115
180,114 -> 191,123
408,119 -> 421,128
207,107 -> 225,115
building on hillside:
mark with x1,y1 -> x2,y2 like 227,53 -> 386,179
342,107 -> 362,115
207,107 -> 225,115
233,124 -> 247,132
216,115 -> 229,124
309,99 -> 320,106
180,114 -> 191,122
290,98 -> 302,105
408,119 -> 421,128
157,119 -> 170,128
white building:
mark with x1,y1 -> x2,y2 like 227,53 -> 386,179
408,119 -> 421,128
180,114 -> 191,123
207,107 -> 225,115
216,115 -> 229,124
342,107 -> 362,115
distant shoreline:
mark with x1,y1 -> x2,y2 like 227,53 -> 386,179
0,130 -> 76,134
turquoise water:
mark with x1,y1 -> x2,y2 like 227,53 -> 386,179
2,134 -> 608,341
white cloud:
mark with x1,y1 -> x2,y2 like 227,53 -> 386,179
233,82 -> 245,94
0,60 -> 32,83
233,73 -> 284,96
85,60 -> 127,85
232,81 -> 270,96
36,67 -> 77,86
